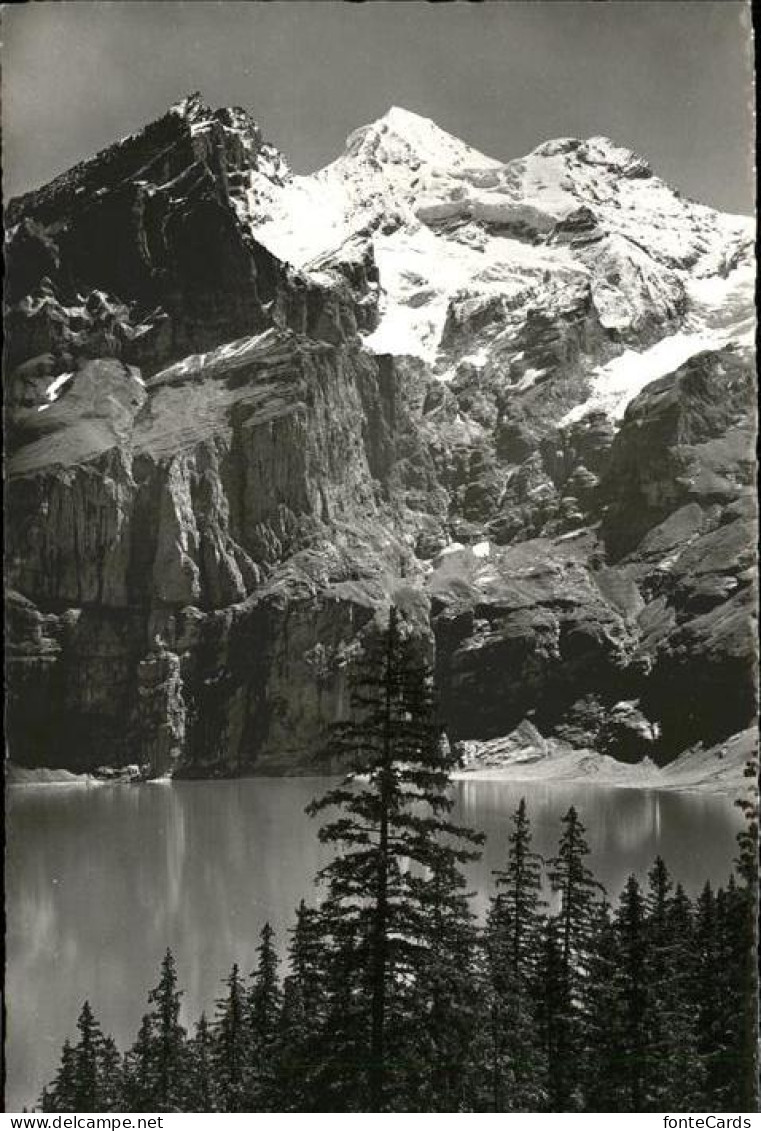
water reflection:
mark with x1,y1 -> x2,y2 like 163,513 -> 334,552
5,777 -> 743,1110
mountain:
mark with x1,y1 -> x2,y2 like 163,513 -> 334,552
4,96 -> 756,778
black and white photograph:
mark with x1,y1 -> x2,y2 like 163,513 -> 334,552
3,0 -> 758,1116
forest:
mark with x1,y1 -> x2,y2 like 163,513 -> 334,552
39,610 -> 758,1114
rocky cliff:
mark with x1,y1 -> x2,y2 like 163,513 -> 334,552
5,97 -> 756,776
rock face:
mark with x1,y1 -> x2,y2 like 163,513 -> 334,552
5,97 -> 756,777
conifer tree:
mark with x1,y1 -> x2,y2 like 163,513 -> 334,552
148,950 -> 187,1111
72,1002 -> 103,1111
581,898 -> 623,1111
544,806 -> 603,1109
246,923 -> 282,1111
714,875 -> 757,1111
276,902 -> 327,1111
306,605 -> 483,1111
122,1015 -> 155,1112
645,863 -> 703,1110
40,1040 -> 78,1112
534,916 -> 570,1111
493,798 -> 546,979
483,797 -> 547,1111
694,882 -> 726,1107
184,1014 -> 218,1112
40,1002 -> 120,1112
547,806 -> 602,979
97,1036 -> 124,1112
614,875 -> 649,1110
732,759 -> 760,1111
123,951 -> 187,1111
213,964 -> 248,1111
403,856 -> 481,1111
308,918 -> 367,1111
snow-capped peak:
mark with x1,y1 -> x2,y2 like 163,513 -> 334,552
341,106 -> 502,174
246,104 -> 753,387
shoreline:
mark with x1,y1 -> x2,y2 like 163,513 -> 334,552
7,762 -> 748,798
450,766 -> 743,797
7,726 -> 753,799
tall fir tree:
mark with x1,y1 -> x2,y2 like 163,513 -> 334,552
71,1002 -> 103,1111
581,898 -> 623,1111
402,857 -> 481,1111
613,875 -> 649,1110
96,1036 -> 124,1112
544,806 -> 603,1110
306,604 -> 483,1111
39,1003 -> 119,1113
122,1015 -> 155,1112
276,902 -> 328,1111
714,876 -> 758,1110
645,862 -> 703,1110
483,797 -> 547,1111
493,798 -> 546,979
694,881 -> 727,1107
732,756 -> 760,1110
245,923 -> 282,1111
308,917 -> 368,1111
147,950 -> 187,1111
123,951 -> 187,1111
534,916 -> 571,1111
183,1014 -> 218,1112
212,963 -> 248,1111
40,1040 -> 78,1113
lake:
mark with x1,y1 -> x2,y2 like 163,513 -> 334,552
5,776 -> 744,1111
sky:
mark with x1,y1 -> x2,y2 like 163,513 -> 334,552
1,1 -> 755,214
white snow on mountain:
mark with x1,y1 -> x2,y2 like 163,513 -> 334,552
361,223 -> 583,363
37,372 -> 74,411
562,256 -> 755,425
244,106 -> 754,417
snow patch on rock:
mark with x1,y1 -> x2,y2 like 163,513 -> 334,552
562,257 -> 755,425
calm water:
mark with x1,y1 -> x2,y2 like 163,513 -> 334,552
5,777 -> 743,1111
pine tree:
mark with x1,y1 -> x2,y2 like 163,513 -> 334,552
482,798 -> 547,1111
246,923 -> 283,1111
122,1016 -> 155,1112
714,875 -> 758,1110
614,875 -> 649,1110
547,806 -> 602,980
493,798 -> 546,979
732,758 -> 760,1110
735,756 -> 759,890
308,918 -> 367,1111
694,882 -> 725,1107
73,1001 -> 103,1110
97,1036 -> 124,1111
123,951 -> 187,1111
148,950 -> 187,1111
544,806 -> 603,1110
306,605 -> 483,1111
276,902 -> 327,1111
402,856 -> 481,1111
534,916 -> 571,1111
40,1040 -> 78,1112
183,1014 -> 218,1112
213,964 -> 248,1111
581,898 -> 623,1111
40,1002 -> 120,1112
645,862 -> 703,1110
